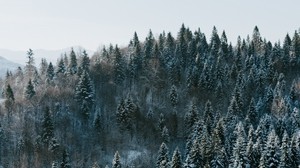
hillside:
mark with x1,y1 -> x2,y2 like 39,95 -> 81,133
0,25 -> 300,167
0,56 -> 21,78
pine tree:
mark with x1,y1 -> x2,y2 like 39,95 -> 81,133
184,101 -> 198,133
68,48 -> 77,75
230,122 -> 247,168
61,149 -> 71,168
46,62 -> 55,82
247,98 -> 258,126
25,48 -> 36,78
41,106 -> 54,145
169,85 -> 178,108
4,84 -> 15,112
279,131 -> 292,168
171,147 -> 182,168
290,133 -> 300,167
112,151 -> 121,168
157,142 -> 169,168
94,112 -> 102,135
204,100 -> 214,134
186,138 -> 203,168
81,50 -> 90,72
24,79 -> 35,100
114,45 -> 125,85
162,126 -> 170,143
56,57 -> 66,74
263,129 -> 280,168
75,70 -> 94,119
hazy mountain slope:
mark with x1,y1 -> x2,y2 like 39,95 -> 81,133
0,56 -> 21,78
0,46 -> 94,66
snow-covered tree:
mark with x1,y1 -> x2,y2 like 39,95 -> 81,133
112,151 -> 121,168
24,79 -> 35,100
171,147 -> 182,168
157,142 -> 169,168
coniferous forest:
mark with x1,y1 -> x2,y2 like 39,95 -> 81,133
1,25 -> 300,168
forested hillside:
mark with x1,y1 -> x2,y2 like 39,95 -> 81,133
1,25 -> 300,167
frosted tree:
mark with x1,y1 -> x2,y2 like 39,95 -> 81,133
56,57 -> 66,74
81,50 -> 90,72
68,48 -> 78,75
25,48 -> 36,78
113,45 -> 125,85
46,62 -> 55,82
41,106 -> 54,145
186,139 -> 202,168
279,131 -> 292,168
75,70 -> 94,119
157,142 -> 169,168
290,132 -> 300,167
184,101 -> 198,133
262,129 -> 280,168
230,122 -> 247,168
112,151 -> 121,168
169,85 -> 178,108
204,100 -> 214,134
247,98 -> 258,126
61,149 -> 71,168
24,79 -> 35,100
162,126 -> 170,143
171,147 -> 182,168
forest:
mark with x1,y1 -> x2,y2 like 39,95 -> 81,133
0,24 -> 300,168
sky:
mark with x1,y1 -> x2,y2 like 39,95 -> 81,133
0,0 -> 299,51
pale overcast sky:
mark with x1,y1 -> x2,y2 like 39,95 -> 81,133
0,0 -> 299,51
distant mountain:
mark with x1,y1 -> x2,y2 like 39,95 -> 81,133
0,46 -> 94,66
0,56 -> 21,78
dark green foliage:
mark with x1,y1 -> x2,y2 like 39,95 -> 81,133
46,62 -> 55,82
24,79 -> 35,100
68,48 -> 77,75
41,106 -> 54,145
61,149 -> 71,168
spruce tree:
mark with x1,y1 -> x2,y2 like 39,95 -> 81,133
169,85 -> 178,108
4,84 -> 15,112
41,106 -> 54,145
24,79 -> 35,100
157,142 -> 169,168
81,50 -> 90,72
68,48 -> 77,75
279,131 -> 292,168
112,151 -> 121,168
171,147 -> 182,168
61,149 -> 71,168
114,45 -> 125,85
56,58 -> 66,74
75,70 -> 94,119
46,62 -> 55,82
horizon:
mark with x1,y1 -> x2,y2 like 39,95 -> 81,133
0,0 -> 300,51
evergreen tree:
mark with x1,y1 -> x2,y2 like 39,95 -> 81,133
4,84 -> 15,112
114,45 -> 125,85
25,48 -> 36,78
171,147 -> 182,168
68,48 -> 77,75
56,57 -> 66,74
61,149 -> 71,168
81,50 -> 90,72
247,98 -> 258,126
46,62 -> 55,82
279,131 -> 292,168
184,101 -> 198,133
162,126 -> 170,143
24,79 -> 35,100
169,85 -> 178,108
204,100 -> 214,134
290,133 -> 300,167
157,142 -> 169,168
41,106 -> 54,145
112,151 -> 121,168
75,70 -> 94,119
263,129 -> 280,168
186,138 -> 203,168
